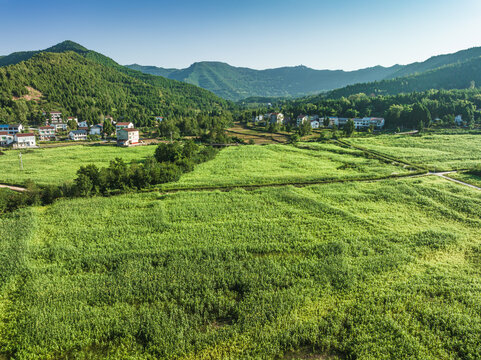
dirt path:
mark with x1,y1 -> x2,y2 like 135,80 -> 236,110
430,171 -> 481,191
0,184 -> 27,192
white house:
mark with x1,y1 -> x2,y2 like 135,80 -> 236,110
90,124 -> 103,136
14,133 -> 36,148
296,115 -> 309,127
38,126 -> 56,141
352,117 -> 385,130
455,115 -> 463,126
253,115 -> 264,123
117,128 -> 140,147
116,122 -> 134,133
155,116 -> 164,122
67,117 -> 78,124
69,130 -> 88,141
310,120 -> 320,129
0,124 -> 24,135
0,131 -> 14,146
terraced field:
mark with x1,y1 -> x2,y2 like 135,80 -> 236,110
162,143 -> 413,190
347,134 -> 481,171
1,177 -> 481,359
0,145 -> 156,185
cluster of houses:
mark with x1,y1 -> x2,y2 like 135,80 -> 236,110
0,124 -> 37,149
296,115 -> 385,130
253,112 -> 385,130
0,112 -> 143,149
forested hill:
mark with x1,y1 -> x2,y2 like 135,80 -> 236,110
327,55 -> 481,98
127,62 -> 402,101
0,43 -> 231,127
126,46 -> 481,101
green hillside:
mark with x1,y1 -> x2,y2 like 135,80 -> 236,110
0,43 -> 230,130
126,46 -> 481,101
128,62 -> 402,101
328,56 -> 481,98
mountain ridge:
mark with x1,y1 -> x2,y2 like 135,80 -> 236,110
126,45 -> 481,100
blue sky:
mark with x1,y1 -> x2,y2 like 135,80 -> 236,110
1,0 -> 480,70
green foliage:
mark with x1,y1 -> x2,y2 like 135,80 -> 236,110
0,50 -> 231,134
162,143 -> 414,190
1,177 -> 481,359
347,134 -> 481,171
267,89 -> 481,129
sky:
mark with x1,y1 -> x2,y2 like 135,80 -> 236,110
1,0 -> 480,71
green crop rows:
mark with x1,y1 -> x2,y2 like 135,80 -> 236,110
347,134 -> 481,171
0,145 -> 156,186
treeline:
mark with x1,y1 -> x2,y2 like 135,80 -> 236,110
245,89 -> 481,129
0,51 -> 232,134
0,141 -> 218,214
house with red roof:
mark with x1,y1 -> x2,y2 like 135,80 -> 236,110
39,126 -> 56,141
115,121 -> 134,134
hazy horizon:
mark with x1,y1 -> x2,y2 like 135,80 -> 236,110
1,0 -> 480,71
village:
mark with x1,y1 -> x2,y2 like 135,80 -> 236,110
0,111 -> 149,149
254,112 -> 386,130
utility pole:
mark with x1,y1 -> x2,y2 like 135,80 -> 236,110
19,152 -> 23,171
170,131 -> 173,143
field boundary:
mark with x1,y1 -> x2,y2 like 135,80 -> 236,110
159,171 -> 427,193
335,139 -> 429,172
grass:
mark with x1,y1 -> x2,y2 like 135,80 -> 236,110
0,145 -> 156,186
448,172 -> 481,188
1,177 -> 481,359
347,134 -> 481,171
162,143 -> 413,190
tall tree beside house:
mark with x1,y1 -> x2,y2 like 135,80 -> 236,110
102,119 -> 115,137
343,119 -> 355,137
297,120 -> 312,137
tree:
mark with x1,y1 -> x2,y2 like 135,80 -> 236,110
297,120 -> 312,137
343,119 -> 355,137
323,117 -> 330,127
103,119 -> 115,137
154,142 -> 183,163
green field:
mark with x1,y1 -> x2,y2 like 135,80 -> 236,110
449,172 -> 481,188
0,145 -> 156,186
1,177 -> 481,359
347,134 -> 481,171
162,143 -> 413,190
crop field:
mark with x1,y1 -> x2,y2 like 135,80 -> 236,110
347,134 -> 481,171
1,176 -> 481,359
162,143 -> 413,190
0,145 -> 156,186
449,172 -> 481,188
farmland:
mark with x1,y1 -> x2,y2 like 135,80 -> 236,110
0,145 -> 156,186
1,176 -> 481,359
162,143 -> 414,190
347,134 -> 481,171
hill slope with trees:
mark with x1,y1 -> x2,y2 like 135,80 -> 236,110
0,43 -> 232,136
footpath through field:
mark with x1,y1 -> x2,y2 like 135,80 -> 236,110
0,184 -> 27,192
431,171 -> 481,191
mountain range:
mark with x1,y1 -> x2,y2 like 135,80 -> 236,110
127,46 -> 481,100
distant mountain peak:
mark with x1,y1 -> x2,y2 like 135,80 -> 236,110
45,40 -> 88,53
